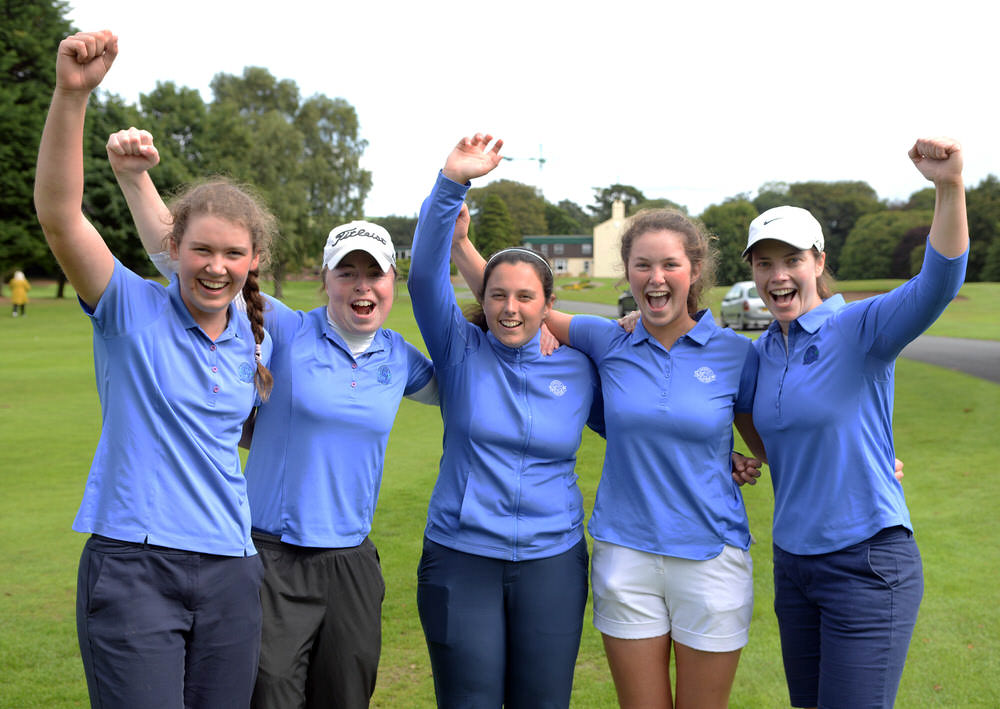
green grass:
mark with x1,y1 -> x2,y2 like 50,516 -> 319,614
1,283 -> 998,707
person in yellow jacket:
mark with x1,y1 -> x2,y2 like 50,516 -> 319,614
8,271 -> 30,317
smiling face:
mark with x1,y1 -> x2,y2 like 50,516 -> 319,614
324,250 -> 395,335
482,261 -> 553,348
626,229 -> 699,341
750,239 -> 827,331
170,214 -> 258,334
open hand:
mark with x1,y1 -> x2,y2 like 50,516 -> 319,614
443,133 -> 503,184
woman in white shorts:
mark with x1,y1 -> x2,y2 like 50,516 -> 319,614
546,209 -> 762,708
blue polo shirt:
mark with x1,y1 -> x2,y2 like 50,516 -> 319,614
244,297 -> 434,547
408,172 -> 604,561
752,240 -> 968,555
571,312 -> 756,560
74,259 -> 271,556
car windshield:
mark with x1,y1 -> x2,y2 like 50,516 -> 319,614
748,286 -> 759,298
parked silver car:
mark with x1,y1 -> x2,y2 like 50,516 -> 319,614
720,281 -> 773,330
617,289 -> 637,317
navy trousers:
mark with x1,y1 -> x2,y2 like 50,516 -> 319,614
77,535 -> 264,709
416,537 -> 589,709
773,526 -> 924,709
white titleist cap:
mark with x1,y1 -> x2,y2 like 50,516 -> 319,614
743,206 -> 824,259
323,220 -> 396,272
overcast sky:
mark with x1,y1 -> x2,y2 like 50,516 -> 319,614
65,0 -> 999,218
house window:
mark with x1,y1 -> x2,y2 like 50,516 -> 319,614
539,243 -> 548,255
554,258 -> 568,273
583,260 -> 591,274
582,243 -> 592,255
553,243 -> 565,254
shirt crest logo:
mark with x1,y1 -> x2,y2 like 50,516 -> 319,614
803,345 -> 820,365
377,365 -> 392,385
238,362 -> 255,383
693,366 -> 716,383
548,379 -> 567,396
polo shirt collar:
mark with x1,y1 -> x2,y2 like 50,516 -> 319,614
167,276 -> 241,343
487,329 -> 541,363
631,308 -> 715,348
793,294 -> 846,334
322,318 -> 388,358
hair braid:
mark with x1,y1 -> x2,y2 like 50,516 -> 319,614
241,269 -> 273,401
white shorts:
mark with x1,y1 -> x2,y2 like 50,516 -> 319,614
591,539 -> 753,652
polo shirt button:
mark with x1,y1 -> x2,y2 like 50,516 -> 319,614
210,345 -> 216,351
211,366 -> 218,373
351,382 -> 357,388
351,363 -> 358,369
213,385 -> 220,393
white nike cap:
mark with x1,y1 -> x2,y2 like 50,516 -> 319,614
743,206 -> 824,259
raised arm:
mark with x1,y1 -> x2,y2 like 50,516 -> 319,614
107,127 -> 173,261
908,137 -> 968,259
450,202 -> 486,297
34,30 -> 118,308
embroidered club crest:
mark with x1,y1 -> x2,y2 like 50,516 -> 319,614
693,366 -> 716,383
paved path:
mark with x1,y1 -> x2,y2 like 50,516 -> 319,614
557,299 -> 1000,385
900,335 -> 1000,384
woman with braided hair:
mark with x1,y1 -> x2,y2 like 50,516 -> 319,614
35,30 -> 275,707
107,129 -> 438,705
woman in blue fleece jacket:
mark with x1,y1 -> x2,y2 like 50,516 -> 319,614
407,134 -> 603,709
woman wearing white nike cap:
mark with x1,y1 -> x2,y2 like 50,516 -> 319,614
744,137 -> 968,709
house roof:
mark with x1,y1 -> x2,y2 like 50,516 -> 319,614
521,235 -> 593,244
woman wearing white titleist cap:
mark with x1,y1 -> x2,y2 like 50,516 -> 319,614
109,128 -> 442,708
744,138 -> 968,709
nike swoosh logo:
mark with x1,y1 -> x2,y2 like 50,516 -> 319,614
763,218 -> 782,225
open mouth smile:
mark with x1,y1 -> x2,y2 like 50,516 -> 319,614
198,278 -> 229,293
770,287 -> 796,306
351,299 -> 376,316
645,290 -> 671,309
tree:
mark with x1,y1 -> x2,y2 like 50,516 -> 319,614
557,199 -> 592,232
139,81 -> 209,184
369,215 -> 418,249
784,181 -> 882,275
467,179 -> 547,237
200,67 -> 370,296
633,198 -> 685,214
980,238 -> 1000,282
475,194 -> 518,257
589,184 -> 646,222
965,174 -> 1000,281
752,181 -> 791,213
699,199 -> 757,286
0,0 -> 74,282
544,203 -> 583,235
295,94 -> 371,265
838,210 -> 932,279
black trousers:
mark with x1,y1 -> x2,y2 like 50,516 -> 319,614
250,533 -> 386,709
